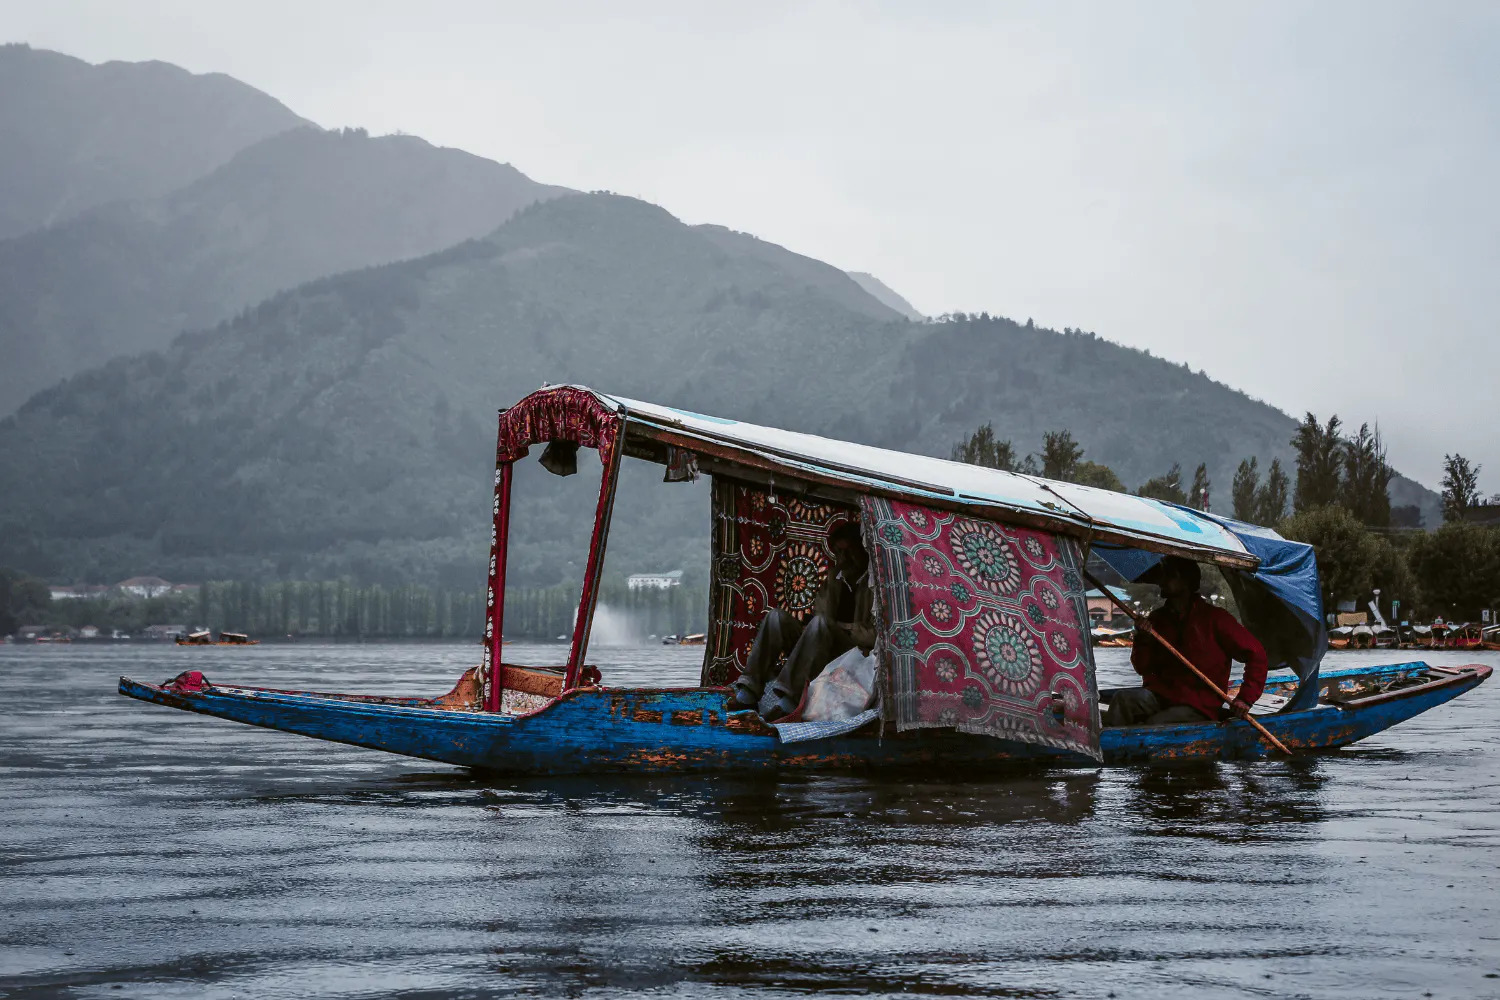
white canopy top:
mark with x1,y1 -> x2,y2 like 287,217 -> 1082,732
590,390 -> 1257,568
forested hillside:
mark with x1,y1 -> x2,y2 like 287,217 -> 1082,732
0,191 -> 1434,591
0,44 -> 305,239
0,194 -> 905,587
0,126 -> 566,413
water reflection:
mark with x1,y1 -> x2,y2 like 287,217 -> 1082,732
1120,760 -> 1330,839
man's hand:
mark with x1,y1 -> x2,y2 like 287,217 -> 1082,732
1223,697 -> 1253,720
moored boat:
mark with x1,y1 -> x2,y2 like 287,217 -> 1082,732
121,385 -> 1491,773
176,630 -> 260,646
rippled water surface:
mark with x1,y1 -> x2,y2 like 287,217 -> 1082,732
1,642 -> 1498,999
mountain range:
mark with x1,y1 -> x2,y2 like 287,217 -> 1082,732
0,119 -> 567,414
0,43 -> 306,239
0,45 -> 1442,589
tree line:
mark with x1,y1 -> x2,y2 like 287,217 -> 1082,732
5,577 -> 709,641
950,415 -> 1500,621
950,424 -> 1214,508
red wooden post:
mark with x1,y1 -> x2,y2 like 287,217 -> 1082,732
564,433 -> 624,689
483,460 -> 513,712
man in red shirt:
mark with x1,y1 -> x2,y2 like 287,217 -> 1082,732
1107,556 -> 1269,726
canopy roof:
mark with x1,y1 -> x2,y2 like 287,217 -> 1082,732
497,385 -> 1327,713
588,389 -> 1257,568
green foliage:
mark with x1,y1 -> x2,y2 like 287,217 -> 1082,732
1291,413 -> 1344,513
949,423 -> 1016,471
1260,459 -> 1290,525
30,578 -> 707,640
1136,464 -> 1186,505
1369,534 -> 1420,616
1071,461 -> 1124,492
1407,523 -> 1500,620
0,567 -> 52,636
1232,457 -> 1260,521
0,194 -> 1440,587
40,589 -> 202,634
1441,454 -> 1483,522
1340,423 -> 1392,527
951,424 -> 1124,492
1279,505 -> 1379,607
1041,430 -> 1084,481
1231,456 -> 1291,526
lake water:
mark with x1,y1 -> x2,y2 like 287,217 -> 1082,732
1,641 -> 1497,999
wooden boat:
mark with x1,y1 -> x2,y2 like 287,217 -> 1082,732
121,385 -> 1491,772
217,631 -> 259,646
662,633 -> 707,646
118,659 -> 1490,771
1091,625 -> 1134,648
176,630 -> 260,646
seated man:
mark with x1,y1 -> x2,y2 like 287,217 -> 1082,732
729,521 -> 876,720
1107,556 -> 1268,726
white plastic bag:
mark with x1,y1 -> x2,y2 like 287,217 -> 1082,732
802,647 -> 877,722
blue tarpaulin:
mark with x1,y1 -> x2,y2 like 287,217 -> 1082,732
1094,507 -> 1326,712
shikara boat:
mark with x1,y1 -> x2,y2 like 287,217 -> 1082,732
175,630 -> 259,646
120,385 -> 1491,773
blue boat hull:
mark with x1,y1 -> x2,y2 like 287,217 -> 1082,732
117,661 -> 1490,774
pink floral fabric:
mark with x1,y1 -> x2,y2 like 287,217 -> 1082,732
860,497 -> 1101,759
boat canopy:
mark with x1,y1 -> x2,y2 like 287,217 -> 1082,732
606,391 -> 1259,569
483,385 -> 1327,722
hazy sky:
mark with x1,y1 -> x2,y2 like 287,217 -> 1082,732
5,1 -> 1497,490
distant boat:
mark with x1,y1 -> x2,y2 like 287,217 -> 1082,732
177,630 -> 259,646
661,633 -> 706,646
1090,624 -> 1134,647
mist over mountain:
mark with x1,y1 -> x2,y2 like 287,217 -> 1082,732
0,125 -> 567,414
0,44 -> 306,240
847,271 -> 924,321
0,192 -> 1428,590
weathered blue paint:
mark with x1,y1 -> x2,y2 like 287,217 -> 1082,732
118,660 -> 1490,775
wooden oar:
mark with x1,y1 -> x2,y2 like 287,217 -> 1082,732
1083,569 -> 1292,756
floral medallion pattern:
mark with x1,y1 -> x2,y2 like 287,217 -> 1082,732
775,542 -> 828,615
703,479 -> 856,686
859,496 -> 1100,760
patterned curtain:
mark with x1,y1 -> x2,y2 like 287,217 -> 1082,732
860,496 -> 1101,760
701,478 -> 856,686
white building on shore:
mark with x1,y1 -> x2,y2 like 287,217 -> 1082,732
627,570 -> 683,591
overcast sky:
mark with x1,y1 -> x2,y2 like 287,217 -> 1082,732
6,0 -> 1496,490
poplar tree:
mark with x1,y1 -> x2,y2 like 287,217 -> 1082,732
1340,423 -> 1393,527
1232,457 -> 1260,521
1441,454 -> 1482,521
1291,412 -> 1344,513
1258,459 -> 1290,525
